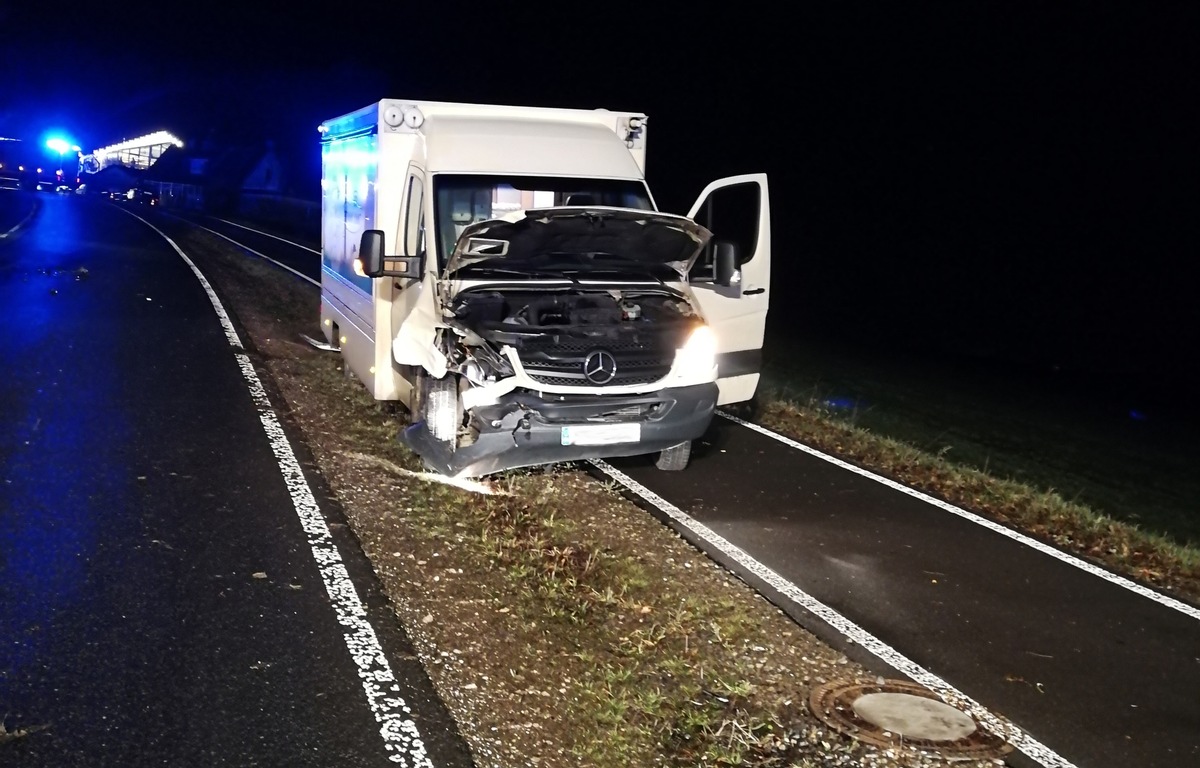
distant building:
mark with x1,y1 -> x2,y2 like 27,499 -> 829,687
137,138 -> 294,217
84,131 -> 185,172
81,131 -> 314,229
139,145 -> 205,210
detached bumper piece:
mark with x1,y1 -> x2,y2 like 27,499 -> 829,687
402,383 -> 718,478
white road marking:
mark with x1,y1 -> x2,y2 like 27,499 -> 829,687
211,216 -> 322,255
590,458 -> 1078,768
170,213 -> 320,287
719,410 -> 1200,622
128,211 -> 432,767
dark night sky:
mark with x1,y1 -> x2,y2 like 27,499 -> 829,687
3,3 -> 1198,403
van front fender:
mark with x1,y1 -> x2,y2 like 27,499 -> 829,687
391,274 -> 448,378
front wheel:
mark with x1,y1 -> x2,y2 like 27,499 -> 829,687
420,373 -> 462,449
655,440 -> 692,471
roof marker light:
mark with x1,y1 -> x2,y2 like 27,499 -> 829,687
403,106 -> 425,129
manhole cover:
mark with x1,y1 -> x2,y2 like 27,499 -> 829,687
808,679 -> 1013,758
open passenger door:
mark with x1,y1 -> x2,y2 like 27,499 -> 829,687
686,173 -> 770,406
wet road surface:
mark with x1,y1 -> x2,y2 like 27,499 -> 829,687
0,195 -> 473,766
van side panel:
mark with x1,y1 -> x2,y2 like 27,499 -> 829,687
321,129 -> 396,398
321,132 -> 376,297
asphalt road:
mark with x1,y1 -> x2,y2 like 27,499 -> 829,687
603,420 -> 1200,768
0,194 -> 473,767
83,206 -> 1200,768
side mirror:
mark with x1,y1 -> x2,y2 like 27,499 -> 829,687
713,240 -> 741,288
358,229 -> 424,278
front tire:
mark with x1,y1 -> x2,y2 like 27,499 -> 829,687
421,372 -> 461,449
655,440 -> 692,471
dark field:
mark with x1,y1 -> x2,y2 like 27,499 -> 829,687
761,326 -> 1200,550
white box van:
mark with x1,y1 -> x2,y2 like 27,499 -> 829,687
319,99 -> 770,478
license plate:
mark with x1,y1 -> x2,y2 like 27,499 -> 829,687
561,423 -> 641,446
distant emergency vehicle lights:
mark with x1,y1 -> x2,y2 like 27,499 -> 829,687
45,138 -> 81,154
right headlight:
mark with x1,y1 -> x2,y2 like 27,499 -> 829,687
675,324 -> 718,379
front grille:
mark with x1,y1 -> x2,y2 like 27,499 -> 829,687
524,354 -> 671,387
527,370 -> 667,387
513,325 -> 687,389
521,335 -> 652,354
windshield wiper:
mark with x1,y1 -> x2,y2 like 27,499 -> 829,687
458,265 -> 581,285
573,259 -> 671,287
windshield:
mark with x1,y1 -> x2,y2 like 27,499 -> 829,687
433,174 -> 654,268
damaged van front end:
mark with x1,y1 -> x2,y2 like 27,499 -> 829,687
382,207 -> 722,478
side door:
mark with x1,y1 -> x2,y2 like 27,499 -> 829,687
686,173 -> 771,405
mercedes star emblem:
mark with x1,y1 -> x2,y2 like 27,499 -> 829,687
582,350 -> 617,385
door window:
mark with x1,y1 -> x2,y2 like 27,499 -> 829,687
690,181 -> 761,281
404,173 -> 425,257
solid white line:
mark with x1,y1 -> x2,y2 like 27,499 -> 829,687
127,210 -> 432,767
193,221 -> 320,287
211,216 -> 321,255
157,211 -> 321,287
718,410 -> 1200,622
590,458 -> 1078,768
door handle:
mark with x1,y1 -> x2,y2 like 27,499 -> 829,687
744,288 -> 765,295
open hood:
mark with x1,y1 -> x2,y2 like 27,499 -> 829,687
445,207 -> 712,280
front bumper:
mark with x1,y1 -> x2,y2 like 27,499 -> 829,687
401,383 -> 718,478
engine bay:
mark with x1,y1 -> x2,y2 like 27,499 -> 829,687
443,287 -> 701,386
